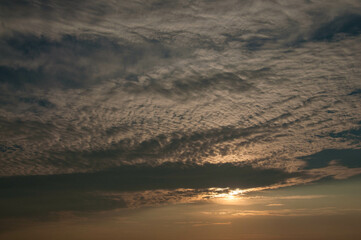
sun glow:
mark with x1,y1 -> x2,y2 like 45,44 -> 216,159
210,188 -> 246,204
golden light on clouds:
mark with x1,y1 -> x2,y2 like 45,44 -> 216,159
210,188 -> 247,204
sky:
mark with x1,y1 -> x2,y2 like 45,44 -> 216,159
0,0 -> 361,239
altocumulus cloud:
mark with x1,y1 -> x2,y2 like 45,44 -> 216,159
0,0 -> 361,209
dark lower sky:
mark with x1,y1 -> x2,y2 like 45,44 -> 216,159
0,0 -> 360,239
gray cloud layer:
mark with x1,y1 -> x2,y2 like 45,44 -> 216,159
0,0 -> 361,203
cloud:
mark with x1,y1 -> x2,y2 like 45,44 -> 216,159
0,33 -> 181,90
0,0 -> 361,216
208,207 -> 352,217
300,148 -> 361,169
0,162 -> 299,193
311,14 -> 361,41
192,222 -> 232,227
348,89 -> 361,96
0,162 -> 300,218
266,203 -> 284,207
329,126 -> 361,141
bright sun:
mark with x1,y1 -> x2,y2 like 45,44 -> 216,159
209,188 -> 246,204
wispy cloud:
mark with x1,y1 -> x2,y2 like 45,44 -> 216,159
0,1 -> 361,222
